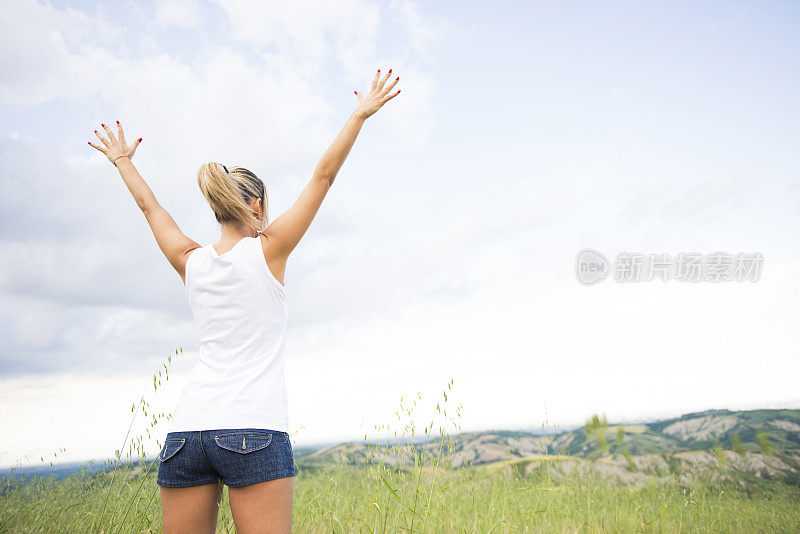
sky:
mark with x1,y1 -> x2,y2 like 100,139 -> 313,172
1,0 -> 799,469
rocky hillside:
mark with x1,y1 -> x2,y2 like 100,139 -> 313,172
553,408 -> 800,458
297,408 -> 800,472
488,449 -> 800,488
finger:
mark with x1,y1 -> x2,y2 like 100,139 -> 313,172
370,68 -> 380,92
354,90 -> 363,103
378,68 -> 392,91
382,89 -> 401,103
87,141 -> 106,153
130,137 -> 142,154
101,122 -> 117,143
94,129 -> 109,146
381,76 -> 400,97
116,120 -> 125,144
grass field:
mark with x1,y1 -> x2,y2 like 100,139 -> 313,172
3,355 -> 799,532
2,454 -> 800,533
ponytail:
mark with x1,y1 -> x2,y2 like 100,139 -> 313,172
197,162 -> 267,234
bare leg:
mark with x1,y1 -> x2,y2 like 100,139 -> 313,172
227,476 -> 293,534
160,480 -> 223,534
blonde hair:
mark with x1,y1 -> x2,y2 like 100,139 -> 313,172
197,162 -> 268,234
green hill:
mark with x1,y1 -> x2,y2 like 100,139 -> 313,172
301,408 -> 800,468
560,408 -> 800,458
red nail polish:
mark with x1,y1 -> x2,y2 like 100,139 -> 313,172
101,123 -> 105,127
94,130 -> 97,133
138,138 -> 142,142
397,90 -> 401,94
377,69 -> 380,72
87,141 -> 91,145
116,120 -> 119,124
396,77 -> 399,80
388,69 -> 392,73
354,91 -> 357,94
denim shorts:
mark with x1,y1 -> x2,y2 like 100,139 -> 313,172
156,428 -> 296,488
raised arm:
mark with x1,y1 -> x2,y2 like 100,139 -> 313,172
262,68 -> 401,266
88,121 -> 200,284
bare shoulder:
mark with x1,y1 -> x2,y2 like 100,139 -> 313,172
258,232 -> 283,258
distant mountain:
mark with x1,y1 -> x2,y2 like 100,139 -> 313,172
301,408 -> 800,468
5,408 -> 799,484
0,460 -> 116,483
554,408 -> 800,458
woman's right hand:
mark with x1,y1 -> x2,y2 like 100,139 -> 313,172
354,68 -> 402,119
88,120 -> 142,166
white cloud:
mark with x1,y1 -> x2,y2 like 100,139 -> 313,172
0,0 -> 120,106
212,0 -> 380,76
0,0 -> 446,379
155,0 -> 203,29
2,0 -> 799,470
0,368 -> 189,468
389,0 -> 453,55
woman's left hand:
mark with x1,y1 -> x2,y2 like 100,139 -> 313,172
88,120 -> 142,166
354,68 -> 402,120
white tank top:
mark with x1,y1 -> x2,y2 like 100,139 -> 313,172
167,236 -> 289,432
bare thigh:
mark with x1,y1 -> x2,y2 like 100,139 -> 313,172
160,480 -> 223,534
227,476 -> 294,534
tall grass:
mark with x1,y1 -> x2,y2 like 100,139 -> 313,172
3,451 -> 799,532
291,464 -> 800,533
2,351 -> 799,533
1,348 -> 185,533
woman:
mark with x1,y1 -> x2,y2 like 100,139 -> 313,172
88,68 -> 401,533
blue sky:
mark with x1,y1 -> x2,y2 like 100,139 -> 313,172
1,0 -> 798,467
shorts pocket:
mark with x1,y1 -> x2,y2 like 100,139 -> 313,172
214,431 -> 272,454
160,438 -> 186,461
